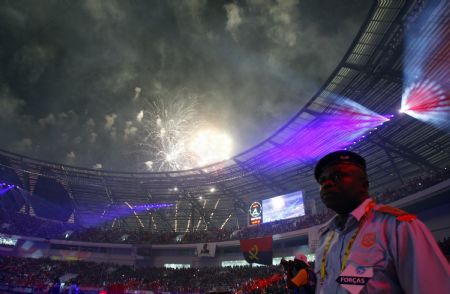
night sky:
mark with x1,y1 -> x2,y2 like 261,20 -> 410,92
0,0 -> 370,171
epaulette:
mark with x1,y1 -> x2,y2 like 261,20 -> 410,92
373,205 -> 417,222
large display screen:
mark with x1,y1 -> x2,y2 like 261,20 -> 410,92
262,190 -> 305,223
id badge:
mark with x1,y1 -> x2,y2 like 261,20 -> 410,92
336,264 -> 373,294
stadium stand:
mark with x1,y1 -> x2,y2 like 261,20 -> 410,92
1,167 -> 448,244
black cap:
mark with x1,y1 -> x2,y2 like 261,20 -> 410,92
314,150 -> 366,182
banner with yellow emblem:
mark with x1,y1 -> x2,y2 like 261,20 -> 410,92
240,236 -> 273,265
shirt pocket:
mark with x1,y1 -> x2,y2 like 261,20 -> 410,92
348,248 -> 387,269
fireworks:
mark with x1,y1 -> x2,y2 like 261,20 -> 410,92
136,91 -> 233,171
188,129 -> 232,167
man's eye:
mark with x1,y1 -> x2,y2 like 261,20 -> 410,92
319,173 -> 344,183
332,174 -> 343,181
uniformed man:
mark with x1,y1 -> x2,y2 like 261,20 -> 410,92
313,150 -> 450,293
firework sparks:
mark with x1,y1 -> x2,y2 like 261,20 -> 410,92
137,92 -> 199,171
189,129 -> 232,166
136,91 -> 233,171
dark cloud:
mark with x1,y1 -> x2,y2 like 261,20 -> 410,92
0,0 -> 371,171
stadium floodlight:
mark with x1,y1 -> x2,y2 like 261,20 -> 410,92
0,183 -> 15,195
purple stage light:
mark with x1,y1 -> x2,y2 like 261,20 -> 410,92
0,181 -> 16,195
133,203 -> 174,211
256,97 -> 388,164
0,186 -> 14,195
75,202 -> 173,228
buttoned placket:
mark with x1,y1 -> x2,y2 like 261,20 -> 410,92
324,216 -> 361,293
319,199 -> 374,293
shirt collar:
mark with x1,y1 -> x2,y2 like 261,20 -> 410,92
350,197 -> 372,222
328,198 -> 371,231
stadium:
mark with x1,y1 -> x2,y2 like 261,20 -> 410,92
1,0 -> 449,293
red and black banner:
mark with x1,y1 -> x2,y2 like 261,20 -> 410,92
240,235 -> 273,266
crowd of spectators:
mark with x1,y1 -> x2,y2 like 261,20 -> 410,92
0,167 -> 448,245
373,168 -> 450,203
1,235 -> 449,294
0,256 -> 285,293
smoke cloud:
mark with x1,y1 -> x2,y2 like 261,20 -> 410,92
0,0 -> 370,170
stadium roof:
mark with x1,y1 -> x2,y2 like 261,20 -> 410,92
1,0 -> 449,232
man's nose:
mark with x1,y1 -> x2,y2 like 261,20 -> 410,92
320,179 -> 334,190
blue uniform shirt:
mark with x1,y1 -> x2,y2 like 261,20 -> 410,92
314,198 -> 450,293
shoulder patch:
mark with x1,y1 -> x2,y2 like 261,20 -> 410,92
374,205 -> 417,222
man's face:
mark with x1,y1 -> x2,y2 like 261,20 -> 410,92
318,163 -> 368,214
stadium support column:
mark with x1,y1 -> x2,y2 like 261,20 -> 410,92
190,207 -> 195,233
305,197 -> 317,215
21,158 -> 31,215
148,213 -> 152,233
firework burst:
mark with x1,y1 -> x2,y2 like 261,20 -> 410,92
137,91 -> 201,171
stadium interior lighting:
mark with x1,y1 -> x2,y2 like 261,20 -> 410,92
402,5 -> 449,130
209,187 -> 215,193
0,182 -> 15,195
83,202 -> 174,228
272,97 -> 389,162
1,182 -> 15,188
400,80 -> 449,128
133,203 -> 174,211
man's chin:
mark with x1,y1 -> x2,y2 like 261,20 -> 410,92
325,200 -> 363,215
325,204 -> 342,214
323,200 -> 350,214
321,195 -> 341,207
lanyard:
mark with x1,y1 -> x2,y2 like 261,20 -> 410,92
320,200 -> 375,283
